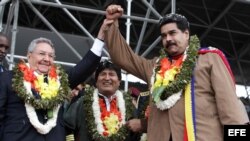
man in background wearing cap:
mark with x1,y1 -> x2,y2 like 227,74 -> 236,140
128,87 -> 149,141
129,87 -> 140,110
96,4 -> 249,141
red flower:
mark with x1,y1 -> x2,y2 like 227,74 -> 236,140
18,63 -> 28,72
103,131 -> 109,136
98,96 -> 122,135
160,58 -> 171,76
159,56 -> 184,77
49,66 -> 57,79
174,55 -> 184,67
18,63 -> 36,86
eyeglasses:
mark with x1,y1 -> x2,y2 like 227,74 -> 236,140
31,51 -> 56,59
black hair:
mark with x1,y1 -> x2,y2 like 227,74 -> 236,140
158,13 -> 190,33
95,60 -> 122,81
0,32 -> 10,50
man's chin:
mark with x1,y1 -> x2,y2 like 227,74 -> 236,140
166,50 -> 178,56
165,46 -> 177,53
37,68 -> 50,74
101,87 -> 115,92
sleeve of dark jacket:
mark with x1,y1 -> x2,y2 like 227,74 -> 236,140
63,97 -> 84,131
67,50 -> 101,89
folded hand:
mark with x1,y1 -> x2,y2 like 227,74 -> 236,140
106,4 -> 124,20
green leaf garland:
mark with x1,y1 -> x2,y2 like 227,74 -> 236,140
83,86 -> 134,141
12,61 -> 71,109
152,35 -> 200,101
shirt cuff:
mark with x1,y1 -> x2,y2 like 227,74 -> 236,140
90,38 -> 104,56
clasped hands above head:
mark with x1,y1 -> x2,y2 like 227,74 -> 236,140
105,4 -> 124,20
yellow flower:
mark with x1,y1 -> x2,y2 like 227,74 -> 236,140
162,67 -> 180,86
34,75 -> 44,91
153,73 -> 163,89
103,113 -> 121,135
34,75 -> 60,100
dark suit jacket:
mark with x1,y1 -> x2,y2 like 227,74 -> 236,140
0,50 -> 101,141
0,64 -> 7,73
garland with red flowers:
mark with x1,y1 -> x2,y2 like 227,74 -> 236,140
152,35 -> 199,101
83,86 -> 134,141
12,60 -> 70,109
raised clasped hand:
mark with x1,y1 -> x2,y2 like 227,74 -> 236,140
106,4 -> 124,20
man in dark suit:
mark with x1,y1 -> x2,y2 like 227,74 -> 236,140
0,37 -> 105,141
0,32 -> 9,72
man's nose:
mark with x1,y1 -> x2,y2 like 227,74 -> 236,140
43,54 -> 51,61
0,49 -> 7,54
166,35 -> 172,41
104,74 -> 111,79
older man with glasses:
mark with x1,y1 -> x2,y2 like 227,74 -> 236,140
0,36 -> 105,141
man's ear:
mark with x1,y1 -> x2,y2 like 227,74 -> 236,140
184,30 -> 190,40
27,52 -> 31,59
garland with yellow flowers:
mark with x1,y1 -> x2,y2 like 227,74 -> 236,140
151,35 -> 199,103
83,86 -> 134,141
12,60 -> 70,110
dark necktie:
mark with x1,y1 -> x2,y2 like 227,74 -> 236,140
44,74 -> 48,83
0,65 -> 4,72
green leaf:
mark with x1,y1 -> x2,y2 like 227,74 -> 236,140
47,109 -> 53,119
152,86 -> 166,103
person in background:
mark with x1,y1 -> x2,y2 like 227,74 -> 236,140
0,32 -> 10,72
97,4 -> 249,141
129,87 -> 140,110
128,87 -> 150,118
70,83 -> 85,101
66,83 -> 85,141
0,37 -> 104,141
128,87 -> 149,141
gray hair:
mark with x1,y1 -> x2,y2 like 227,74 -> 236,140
27,37 -> 54,53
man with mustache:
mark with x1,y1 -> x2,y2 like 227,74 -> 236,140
0,33 -> 9,72
97,4 -> 249,141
